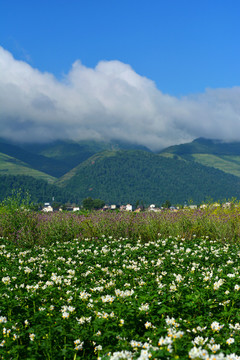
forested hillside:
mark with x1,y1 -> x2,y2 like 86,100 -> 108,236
57,150 -> 240,205
2,137 -> 240,206
160,138 -> 240,177
0,175 -> 77,204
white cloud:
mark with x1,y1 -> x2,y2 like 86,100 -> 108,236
1,46 -> 240,150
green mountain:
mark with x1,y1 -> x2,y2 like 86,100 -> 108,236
0,152 -> 56,183
0,174 -> 78,204
159,138 -> 240,178
2,137 -> 240,205
0,138 -> 151,180
20,139 -> 150,171
56,150 -> 240,205
0,139 -> 69,178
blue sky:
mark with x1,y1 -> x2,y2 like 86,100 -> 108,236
1,0 -> 240,149
1,0 -> 240,96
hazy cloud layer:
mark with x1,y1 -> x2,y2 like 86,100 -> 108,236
1,46 -> 240,151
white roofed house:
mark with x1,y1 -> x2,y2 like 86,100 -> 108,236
148,204 -> 155,211
42,204 -> 53,212
126,204 -> 132,212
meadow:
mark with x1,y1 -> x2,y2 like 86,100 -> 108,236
1,201 -> 240,359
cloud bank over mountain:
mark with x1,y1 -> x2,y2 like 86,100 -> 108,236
1,46 -> 240,150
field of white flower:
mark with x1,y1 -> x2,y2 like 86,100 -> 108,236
1,233 -> 240,359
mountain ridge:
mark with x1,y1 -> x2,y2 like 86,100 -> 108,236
1,137 -> 240,204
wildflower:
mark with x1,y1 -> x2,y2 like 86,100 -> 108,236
74,339 -> 84,350
213,279 -> 224,290
62,312 -> 69,319
130,340 -> 142,348
29,333 -> 35,341
95,344 -> 102,351
211,321 -> 224,332
192,336 -> 208,346
145,321 -> 152,329
2,276 -> 11,285
101,295 -> 115,303
208,343 -> 221,353
139,303 -> 149,311
226,337 -> 235,345
189,346 -> 209,359
0,316 -> 7,324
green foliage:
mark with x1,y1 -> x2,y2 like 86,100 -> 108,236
162,200 -> 171,208
58,150 -> 240,205
82,197 -> 105,210
1,228 -> 240,358
0,174 -> 77,204
3,137 -> 240,206
1,205 -> 240,248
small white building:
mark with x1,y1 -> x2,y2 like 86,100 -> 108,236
111,204 -> 117,210
189,205 -> 197,210
126,204 -> 132,212
42,205 -> 53,212
222,202 -> 231,209
149,204 -> 155,210
73,207 -> 80,212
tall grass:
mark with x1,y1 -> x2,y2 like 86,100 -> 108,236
1,199 -> 240,247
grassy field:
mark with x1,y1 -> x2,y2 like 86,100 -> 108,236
192,154 -> 240,178
1,204 -> 240,359
0,153 -> 56,183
